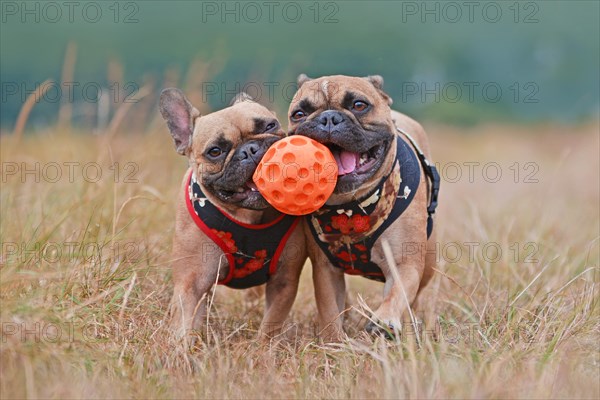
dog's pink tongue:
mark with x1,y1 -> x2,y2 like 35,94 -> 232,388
333,150 -> 359,175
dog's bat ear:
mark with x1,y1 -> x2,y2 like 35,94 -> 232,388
297,73 -> 313,88
364,75 -> 393,106
230,91 -> 254,106
159,88 -> 200,156
365,75 -> 384,90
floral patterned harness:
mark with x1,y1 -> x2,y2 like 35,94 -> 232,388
307,133 -> 439,282
185,171 -> 300,289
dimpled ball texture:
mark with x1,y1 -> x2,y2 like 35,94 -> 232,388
253,136 -> 338,215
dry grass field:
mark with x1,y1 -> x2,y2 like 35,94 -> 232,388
1,121 -> 598,399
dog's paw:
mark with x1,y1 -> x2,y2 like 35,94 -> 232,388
365,320 -> 399,340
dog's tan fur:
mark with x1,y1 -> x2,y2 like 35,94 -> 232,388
160,89 -> 306,340
288,75 -> 436,340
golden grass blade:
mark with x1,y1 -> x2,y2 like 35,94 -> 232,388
105,84 -> 153,139
509,256 -> 559,308
118,273 -> 137,323
112,195 -> 162,241
12,79 -> 54,140
58,41 -> 77,129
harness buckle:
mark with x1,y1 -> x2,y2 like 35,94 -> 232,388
426,164 -> 440,216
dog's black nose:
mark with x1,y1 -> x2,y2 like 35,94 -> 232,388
318,110 -> 345,130
238,141 -> 261,161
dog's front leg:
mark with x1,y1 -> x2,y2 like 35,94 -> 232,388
412,230 -> 437,312
260,228 -> 306,340
312,252 -> 347,342
260,267 -> 301,340
168,243 -> 221,340
370,266 -> 422,332
368,236 -> 427,334
169,272 -> 215,336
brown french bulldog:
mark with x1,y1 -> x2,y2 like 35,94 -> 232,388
160,89 -> 306,340
287,75 -> 439,340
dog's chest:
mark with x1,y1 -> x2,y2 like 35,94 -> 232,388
307,139 -> 421,281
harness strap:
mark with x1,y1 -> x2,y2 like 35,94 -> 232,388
396,127 -> 440,237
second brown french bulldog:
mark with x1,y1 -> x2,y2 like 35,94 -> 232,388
287,74 -> 439,340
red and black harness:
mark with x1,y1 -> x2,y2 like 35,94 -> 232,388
307,129 -> 440,282
185,171 -> 300,289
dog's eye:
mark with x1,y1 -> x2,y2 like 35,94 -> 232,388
291,110 -> 306,121
352,101 -> 369,112
265,122 -> 277,131
207,147 -> 222,158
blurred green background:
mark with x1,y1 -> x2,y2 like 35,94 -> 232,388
1,0 -> 598,129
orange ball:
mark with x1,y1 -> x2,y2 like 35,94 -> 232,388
253,136 -> 338,215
